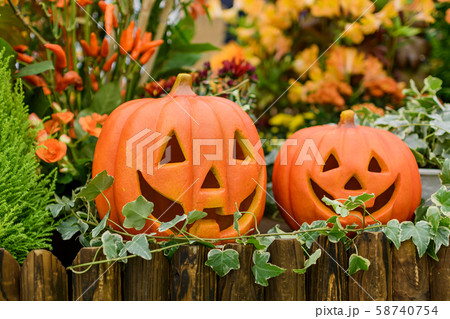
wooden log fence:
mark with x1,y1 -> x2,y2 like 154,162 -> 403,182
0,233 -> 448,301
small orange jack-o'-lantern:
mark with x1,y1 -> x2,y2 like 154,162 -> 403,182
92,74 -> 266,238
272,110 -> 421,229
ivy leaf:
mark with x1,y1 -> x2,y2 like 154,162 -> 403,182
158,214 -> 187,232
251,251 -> 286,287
293,249 -> 322,274
383,219 -> 401,249
431,186 -> 450,214
400,221 -> 432,257
205,249 -> 240,276
345,193 -> 375,210
57,216 -> 79,240
186,210 -> 207,224
434,226 -> 450,253
160,240 -> 179,259
348,253 -> 370,275
122,195 -> 154,230
233,210 -> 242,235
440,159 -> 450,186
92,212 -> 110,238
322,197 -> 349,217
298,222 -> 322,248
47,203 -> 65,218
267,224 -> 296,239
124,234 -> 152,260
78,170 -> 114,201
77,219 -> 89,235
328,223 -> 346,243
246,236 -> 275,251
423,76 -> 443,93
426,206 -> 441,235
101,231 -> 124,260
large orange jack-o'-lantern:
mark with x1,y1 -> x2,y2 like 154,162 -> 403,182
92,73 -> 266,238
272,110 -> 421,229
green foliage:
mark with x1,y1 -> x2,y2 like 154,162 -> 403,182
347,254 -> 370,275
205,249 -> 240,277
0,51 -> 56,263
361,76 -> 450,169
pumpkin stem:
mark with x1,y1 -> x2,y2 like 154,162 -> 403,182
169,73 -> 196,96
339,110 -> 356,127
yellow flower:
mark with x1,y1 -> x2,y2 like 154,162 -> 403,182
240,0 -> 265,18
293,44 -> 319,76
236,27 -> 255,42
360,13 -> 381,34
277,0 -> 305,17
289,114 -> 305,132
303,111 -> 315,120
261,3 -> 291,30
326,46 -> 365,80
287,80 -> 305,103
259,25 -> 282,54
210,42 -> 245,70
408,0 -> 436,23
340,0 -> 375,18
375,2 -> 397,28
344,22 -> 365,44
269,113 -> 293,126
271,126 -> 280,134
310,0 -> 340,18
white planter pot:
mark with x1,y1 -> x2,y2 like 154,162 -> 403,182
419,168 -> 441,200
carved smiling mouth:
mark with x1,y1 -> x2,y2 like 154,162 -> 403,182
310,179 -> 396,215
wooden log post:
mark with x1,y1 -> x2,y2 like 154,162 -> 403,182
265,239 -> 305,301
217,243 -> 264,301
71,247 -> 121,301
348,232 -> 392,301
429,246 -> 449,301
392,239 -> 430,300
20,250 -> 68,301
123,243 -> 170,300
170,245 -> 217,301
307,236 -> 348,301
0,249 -> 20,301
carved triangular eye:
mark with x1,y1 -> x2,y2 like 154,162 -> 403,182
201,168 -> 221,189
232,131 -> 253,161
160,132 -> 186,164
368,156 -> 382,172
323,154 -> 339,172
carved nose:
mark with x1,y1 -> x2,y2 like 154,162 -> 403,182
344,176 -> 362,190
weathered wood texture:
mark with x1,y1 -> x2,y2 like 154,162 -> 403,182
217,243 -> 264,301
123,244 -> 170,301
20,250 -> 68,301
0,249 -> 20,301
392,239 -> 430,300
72,247 -> 121,301
265,239 -> 305,300
307,236 -> 349,301
170,245 -> 217,301
429,246 -> 449,301
348,232 -> 392,301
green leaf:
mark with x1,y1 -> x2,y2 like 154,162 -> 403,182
400,221 -> 432,257
328,223 -> 346,243
267,224 -> 297,239
345,193 -> 375,207
431,186 -> 450,214
426,206 -> 441,235
125,234 -> 152,260
251,251 -> 286,286
47,203 -> 65,218
322,197 -> 349,217
440,159 -> 450,186
160,240 -> 179,259
245,235 -> 275,251
90,82 -> 122,114
16,61 -> 54,77
423,76 -> 443,93
172,42 -> 219,53
293,249 -> 322,274
233,210 -> 242,235
56,216 -> 79,240
101,231 -> 123,260
435,226 -> 450,253
347,253 -> 370,275
298,222 -> 322,248
77,219 -> 89,235
24,87 -> 52,118
205,249 -> 240,277
186,210 -> 207,224
0,38 -> 17,70
92,212 -> 110,238
122,195 -> 154,231
383,219 -> 401,249
158,214 -> 187,232
161,52 -> 202,73
77,170 -> 114,201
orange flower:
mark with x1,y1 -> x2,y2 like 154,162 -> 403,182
28,113 -> 41,128
43,119 -> 61,135
364,77 -> 404,103
52,111 -> 74,124
210,42 -> 245,70
68,128 -> 77,139
189,0 -> 208,20
79,113 -> 108,137
37,130 -> 48,143
446,8 -> 450,24
352,103 -> 385,116
36,139 -> 67,163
